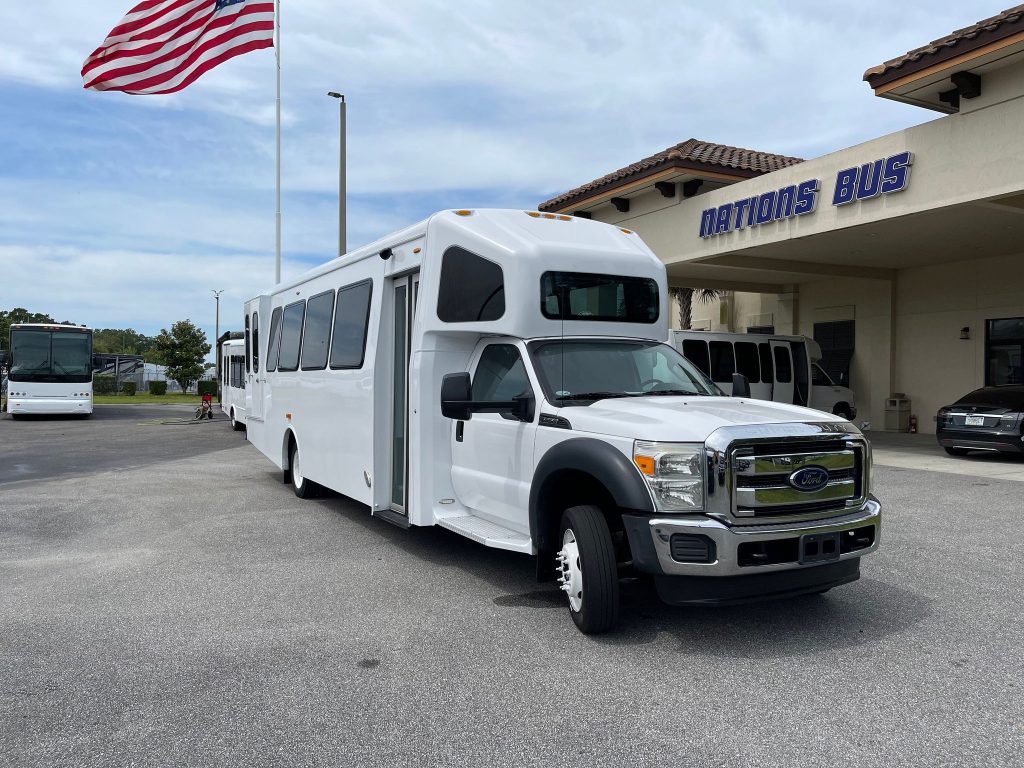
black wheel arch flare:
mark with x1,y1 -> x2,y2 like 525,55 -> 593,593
530,437 -> 655,566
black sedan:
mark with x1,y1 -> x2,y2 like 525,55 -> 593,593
936,385 -> 1024,456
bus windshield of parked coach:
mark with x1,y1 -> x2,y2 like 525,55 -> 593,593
529,339 -> 719,404
541,272 -> 659,323
9,329 -> 92,382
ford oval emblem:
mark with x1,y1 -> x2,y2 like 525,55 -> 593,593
789,466 -> 830,492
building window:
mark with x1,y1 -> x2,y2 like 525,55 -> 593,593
814,320 -> 855,386
330,280 -> 373,369
437,246 -> 505,323
986,317 -> 1024,386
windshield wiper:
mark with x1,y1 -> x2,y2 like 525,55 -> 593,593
556,391 -> 635,401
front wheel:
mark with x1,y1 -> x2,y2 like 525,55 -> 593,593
833,404 -> 853,421
230,409 -> 243,431
556,505 -> 619,634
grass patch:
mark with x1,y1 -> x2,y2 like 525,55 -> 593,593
94,394 -> 207,405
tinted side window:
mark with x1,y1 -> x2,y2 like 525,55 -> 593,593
252,312 -> 259,373
759,343 -> 774,382
278,301 -> 306,372
709,341 -> 735,383
682,340 -> 710,377
266,307 -> 282,372
330,280 -> 373,369
735,342 -> 760,383
473,345 -> 531,402
774,346 -> 792,383
300,290 -> 334,370
437,246 -> 505,323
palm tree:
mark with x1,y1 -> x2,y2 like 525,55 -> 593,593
670,287 -> 725,329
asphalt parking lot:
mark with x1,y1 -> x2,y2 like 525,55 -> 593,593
1,407 -> 1022,767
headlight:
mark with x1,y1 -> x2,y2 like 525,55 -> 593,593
633,441 -> 704,511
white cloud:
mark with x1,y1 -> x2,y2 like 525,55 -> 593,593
0,0 -> 1008,331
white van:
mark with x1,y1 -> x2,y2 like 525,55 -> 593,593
242,209 -> 880,634
219,337 -> 246,430
670,330 -> 857,420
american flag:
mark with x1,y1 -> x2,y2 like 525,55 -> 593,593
82,0 -> 274,95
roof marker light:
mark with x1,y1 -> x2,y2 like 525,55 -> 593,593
526,211 -> 540,218
454,209 -> 473,216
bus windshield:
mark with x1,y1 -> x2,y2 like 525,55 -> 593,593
9,329 -> 93,382
529,339 -> 720,405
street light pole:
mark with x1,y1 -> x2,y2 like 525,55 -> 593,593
212,289 -> 224,397
327,91 -> 346,257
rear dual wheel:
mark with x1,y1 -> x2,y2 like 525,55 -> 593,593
556,505 -> 619,634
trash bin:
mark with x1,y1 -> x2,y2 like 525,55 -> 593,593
885,395 -> 911,432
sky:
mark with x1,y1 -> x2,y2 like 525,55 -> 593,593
0,0 -> 1007,346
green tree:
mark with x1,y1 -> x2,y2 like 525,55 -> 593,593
154,319 -> 211,393
669,287 -> 726,329
0,308 -> 59,349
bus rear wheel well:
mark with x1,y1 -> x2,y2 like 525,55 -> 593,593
282,429 -> 297,481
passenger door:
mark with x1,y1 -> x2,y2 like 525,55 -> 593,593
450,343 -> 538,534
770,340 -> 795,405
248,308 -> 263,419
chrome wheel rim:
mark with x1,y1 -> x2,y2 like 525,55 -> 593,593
556,528 -> 583,612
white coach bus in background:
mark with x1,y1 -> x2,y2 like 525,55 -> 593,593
220,337 -> 246,430
669,330 -> 857,421
241,209 -> 879,634
5,323 -> 94,418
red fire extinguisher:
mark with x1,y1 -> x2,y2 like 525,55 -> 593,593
909,414 -> 918,433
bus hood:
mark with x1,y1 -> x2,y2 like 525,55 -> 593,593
558,396 -> 847,442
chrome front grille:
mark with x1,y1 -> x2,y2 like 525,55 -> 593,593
703,423 -> 870,527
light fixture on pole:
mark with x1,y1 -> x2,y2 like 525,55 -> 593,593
327,91 -> 347,257
212,289 -> 224,394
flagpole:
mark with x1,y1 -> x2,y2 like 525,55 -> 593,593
274,0 -> 281,284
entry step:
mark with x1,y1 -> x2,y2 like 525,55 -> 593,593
436,513 -> 534,554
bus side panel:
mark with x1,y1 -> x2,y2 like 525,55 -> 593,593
270,260 -> 381,508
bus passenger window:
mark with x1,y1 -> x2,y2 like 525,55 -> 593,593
735,342 -> 760,383
277,301 -> 306,372
709,341 -> 735,384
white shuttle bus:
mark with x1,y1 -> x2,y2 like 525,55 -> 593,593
219,337 -> 246,430
6,323 -> 94,417
669,330 -> 858,420
243,209 -> 880,634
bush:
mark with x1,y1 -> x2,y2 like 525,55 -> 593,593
121,381 -> 137,396
197,380 -> 218,397
148,380 -> 167,396
94,375 -> 117,395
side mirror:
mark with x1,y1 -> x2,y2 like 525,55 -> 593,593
0,350 -> 7,365
731,373 -> 751,398
440,372 -> 473,420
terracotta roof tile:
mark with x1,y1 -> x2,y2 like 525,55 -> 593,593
538,138 -> 803,212
864,4 -> 1024,84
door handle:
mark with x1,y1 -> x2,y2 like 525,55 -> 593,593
456,421 -> 464,442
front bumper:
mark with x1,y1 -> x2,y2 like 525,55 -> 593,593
7,398 -> 93,415
623,497 -> 880,581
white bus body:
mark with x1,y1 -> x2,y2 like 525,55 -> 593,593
669,330 -> 857,420
6,324 -> 94,416
242,209 -> 879,633
220,338 -> 246,430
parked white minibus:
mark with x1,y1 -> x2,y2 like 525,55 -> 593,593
220,338 -> 246,430
5,323 -> 94,417
242,209 -> 880,633
669,330 -> 857,420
